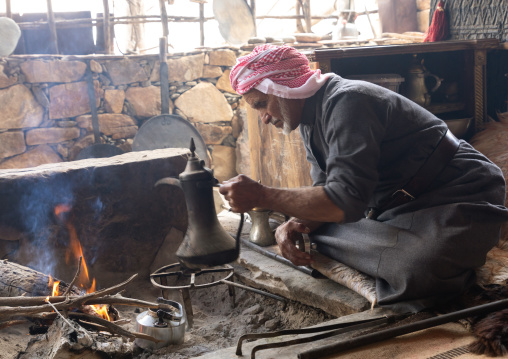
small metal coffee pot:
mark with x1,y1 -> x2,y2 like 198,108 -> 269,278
405,54 -> 442,107
155,139 -> 242,269
248,208 -> 276,247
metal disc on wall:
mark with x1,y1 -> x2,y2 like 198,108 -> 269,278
213,0 -> 256,45
132,114 -> 210,167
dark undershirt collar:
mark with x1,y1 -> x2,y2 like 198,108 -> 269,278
299,78 -> 330,126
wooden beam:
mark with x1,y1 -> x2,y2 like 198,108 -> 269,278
303,0 -> 311,33
5,0 -> 11,18
250,0 -> 257,37
199,2 -> 204,46
46,0 -> 59,54
159,0 -> 169,39
296,0 -> 304,33
102,0 -> 112,54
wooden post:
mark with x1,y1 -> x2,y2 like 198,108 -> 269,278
250,0 -> 257,37
159,0 -> 169,40
295,0 -> 304,33
46,0 -> 59,54
303,0 -> 311,33
5,0 -> 11,18
102,0 -> 112,54
199,2 -> 204,46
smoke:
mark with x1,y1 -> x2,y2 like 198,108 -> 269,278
18,177 -> 75,276
87,196 -> 104,266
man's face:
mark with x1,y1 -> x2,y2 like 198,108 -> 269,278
243,89 -> 303,135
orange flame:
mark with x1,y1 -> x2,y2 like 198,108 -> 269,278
93,304 -> 111,321
52,280 -> 60,297
53,203 -> 112,321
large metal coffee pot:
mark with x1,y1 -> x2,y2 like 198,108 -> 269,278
155,139 -> 242,269
405,54 -> 442,107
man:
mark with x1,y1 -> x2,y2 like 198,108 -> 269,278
219,44 -> 508,312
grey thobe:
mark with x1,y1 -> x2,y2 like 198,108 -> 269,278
300,75 -> 508,312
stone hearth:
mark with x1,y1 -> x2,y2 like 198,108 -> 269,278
0,148 -> 189,287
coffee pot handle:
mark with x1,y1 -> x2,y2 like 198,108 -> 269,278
154,177 -> 182,190
425,73 -> 443,93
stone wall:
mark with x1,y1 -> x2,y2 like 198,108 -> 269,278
0,48 -> 247,182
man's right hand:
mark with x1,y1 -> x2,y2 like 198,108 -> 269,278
275,220 -> 313,266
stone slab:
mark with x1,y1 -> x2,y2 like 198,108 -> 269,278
218,212 -> 371,318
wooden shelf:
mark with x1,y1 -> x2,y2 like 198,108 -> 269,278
311,39 -> 499,61
312,39 -> 498,133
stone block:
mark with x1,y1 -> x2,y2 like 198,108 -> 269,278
20,60 -> 86,83
126,86 -> 173,119
216,69 -> 236,94
0,144 -> 62,169
0,131 -> 26,159
0,64 -> 17,89
26,127 -> 80,146
90,60 -> 103,73
76,114 -> 137,136
49,81 -> 101,120
104,89 -> 125,114
168,53 -> 205,82
104,59 -> 150,85
195,123 -> 232,145
68,134 -> 95,160
203,65 -> 223,78
208,50 -> 237,66
0,84 -> 44,129
175,82 -> 233,123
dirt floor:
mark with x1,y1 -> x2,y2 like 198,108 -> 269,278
130,276 -> 335,359
0,274 -> 335,359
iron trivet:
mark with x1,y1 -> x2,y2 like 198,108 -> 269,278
150,262 -> 286,329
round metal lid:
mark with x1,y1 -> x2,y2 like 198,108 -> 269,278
132,114 -> 210,167
213,0 -> 256,45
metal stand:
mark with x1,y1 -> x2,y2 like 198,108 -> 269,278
150,263 -> 286,330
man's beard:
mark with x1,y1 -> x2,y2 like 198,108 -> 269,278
277,97 -> 293,136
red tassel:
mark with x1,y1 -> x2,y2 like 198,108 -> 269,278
424,0 -> 449,42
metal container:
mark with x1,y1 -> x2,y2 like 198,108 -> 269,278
248,208 -> 276,247
134,299 -> 186,350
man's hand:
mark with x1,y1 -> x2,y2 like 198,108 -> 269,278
219,174 -> 264,213
275,220 -> 313,266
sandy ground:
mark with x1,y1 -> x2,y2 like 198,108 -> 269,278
0,274 -> 334,359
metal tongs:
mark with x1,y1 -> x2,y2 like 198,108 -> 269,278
236,313 -> 408,359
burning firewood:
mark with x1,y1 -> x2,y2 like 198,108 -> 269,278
0,259 -> 174,357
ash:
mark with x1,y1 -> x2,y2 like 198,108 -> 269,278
129,277 -> 335,359
0,276 -> 334,359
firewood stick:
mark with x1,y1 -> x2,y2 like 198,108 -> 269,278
69,312 -> 162,343
0,319 -> 29,330
0,294 -> 158,309
0,275 -> 138,319
63,256 -> 83,297
0,299 -> 72,319
26,312 -> 160,343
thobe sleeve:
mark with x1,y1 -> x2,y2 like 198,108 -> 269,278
321,91 -> 387,222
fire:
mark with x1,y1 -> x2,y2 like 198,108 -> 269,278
47,275 -> 60,297
52,280 -> 60,297
50,203 -> 111,321
93,304 -> 111,321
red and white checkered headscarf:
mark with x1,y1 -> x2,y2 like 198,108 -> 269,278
230,45 -> 331,99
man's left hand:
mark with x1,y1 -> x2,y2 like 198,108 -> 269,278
219,174 -> 264,213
